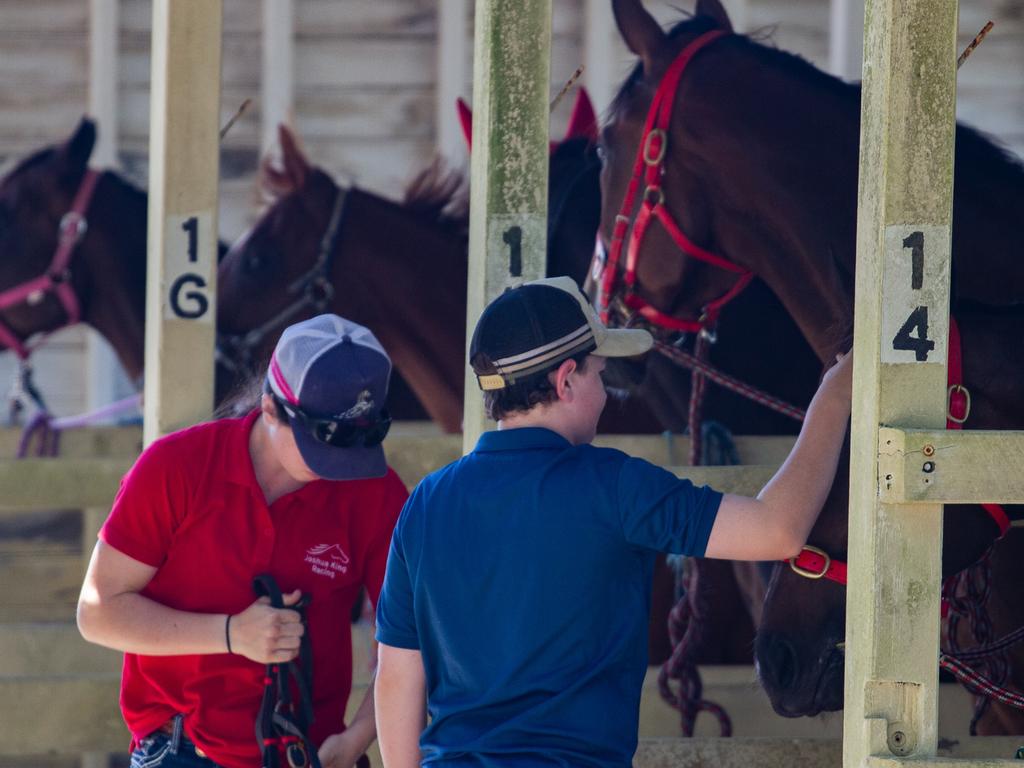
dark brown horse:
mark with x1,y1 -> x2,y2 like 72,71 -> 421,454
0,120 -> 432,420
216,124 -> 668,434
597,0 -> 1024,731
0,121 -> 148,384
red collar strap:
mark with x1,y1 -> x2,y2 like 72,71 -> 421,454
947,318 -> 1011,537
0,168 -> 98,360
598,29 -> 753,332
788,545 -> 847,585
786,316 -> 1011,587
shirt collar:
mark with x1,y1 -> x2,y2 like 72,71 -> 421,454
474,427 -> 573,453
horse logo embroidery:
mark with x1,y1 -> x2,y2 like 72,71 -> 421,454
340,390 -> 374,420
305,543 -> 350,578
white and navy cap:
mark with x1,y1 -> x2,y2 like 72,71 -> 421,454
469,276 -> 653,390
267,314 -> 392,480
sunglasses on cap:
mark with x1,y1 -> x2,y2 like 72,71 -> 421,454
274,396 -> 392,448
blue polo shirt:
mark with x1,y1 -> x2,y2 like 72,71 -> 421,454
376,427 -> 722,767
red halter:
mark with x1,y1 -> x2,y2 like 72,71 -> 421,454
597,30 -> 752,333
0,168 -> 99,360
787,317 -> 1011,586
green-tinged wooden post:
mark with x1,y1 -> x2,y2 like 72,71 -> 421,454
144,1 -> 223,446
463,0 -> 552,453
844,0 -> 958,765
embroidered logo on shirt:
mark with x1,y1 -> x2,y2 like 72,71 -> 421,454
305,543 -> 350,579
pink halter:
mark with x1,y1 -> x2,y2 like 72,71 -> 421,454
0,168 -> 99,359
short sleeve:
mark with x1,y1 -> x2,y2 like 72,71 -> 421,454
375,497 -> 419,650
361,469 -> 409,607
616,457 -> 723,556
99,436 -> 187,568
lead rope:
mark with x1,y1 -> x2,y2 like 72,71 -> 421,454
657,422 -> 737,737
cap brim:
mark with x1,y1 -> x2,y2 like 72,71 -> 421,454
291,420 -> 387,481
593,328 -> 654,358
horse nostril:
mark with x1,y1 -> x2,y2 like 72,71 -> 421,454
758,633 -> 800,691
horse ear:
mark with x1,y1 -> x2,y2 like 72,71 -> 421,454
611,0 -> 667,75
276,123 -> 309,189
57,117 -> 97,174
565,88 -> 598,142
456,98 -> 473,151
695,0 -> 734,32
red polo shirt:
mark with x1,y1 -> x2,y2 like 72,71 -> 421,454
99,410 -> 407,768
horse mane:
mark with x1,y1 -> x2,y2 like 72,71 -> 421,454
402,156 -> 469,238
609,13 -> 1024,185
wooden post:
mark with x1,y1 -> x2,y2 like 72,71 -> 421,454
261,0 -> 294,157
143,1 -> 222,446
843,0 -> 958,764
583,1 -> 616,116
83,11 -> 121,766
829,0 -> 864,80
462,0 -> 552,452
86,0 -> 122,416
437,0 -> 469,161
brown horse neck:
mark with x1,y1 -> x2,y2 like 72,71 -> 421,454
674,67 -> 858,360
334,192 -> 468,432
78,172 -> 148,381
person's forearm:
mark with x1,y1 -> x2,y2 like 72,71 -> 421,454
757,387 -> 850,553
344,673 -> 378,755
77,591 -> 227,656
375,663 -> 425,768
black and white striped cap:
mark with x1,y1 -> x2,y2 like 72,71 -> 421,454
469,276 -> 653,391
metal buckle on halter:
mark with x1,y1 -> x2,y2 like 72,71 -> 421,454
789,545 -> 832,580
642,185 -> 665,207
58,212 -> 88,244
947,384 -> 971,424
642,128 -> 668,166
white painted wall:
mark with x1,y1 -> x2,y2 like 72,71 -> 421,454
1,0 -> 1021,416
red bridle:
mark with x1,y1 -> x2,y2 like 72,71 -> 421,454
787,317 -> 1011,586
0,168 -> 99,360
597,30 -> 752,334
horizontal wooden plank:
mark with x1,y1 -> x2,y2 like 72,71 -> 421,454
0,623 -> 120,676
879,427 -> 1024,504
0,671 -> 986,756
0,432 -> 796,511
0,459 -> 130,510
0,426 -> 142,461
0,552 -> 81,620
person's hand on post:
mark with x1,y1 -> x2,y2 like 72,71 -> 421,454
227,589 -> 304,663
819,350 -> 853,405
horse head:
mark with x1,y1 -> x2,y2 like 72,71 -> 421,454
591,0 -> 857,371
217,124 -> 349,394
0,119 -> 99,354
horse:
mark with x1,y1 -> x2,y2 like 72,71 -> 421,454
594,0 -> 1024,732
216,122 -> 670,435
0,120 -> 148,386
0,119 -> 430,421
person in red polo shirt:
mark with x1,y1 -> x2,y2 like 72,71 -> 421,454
77,314 -> 408,768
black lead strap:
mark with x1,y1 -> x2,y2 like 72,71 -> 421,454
252,574 -> 321,768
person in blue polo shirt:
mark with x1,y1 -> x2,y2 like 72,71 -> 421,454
374,276 -> 852,767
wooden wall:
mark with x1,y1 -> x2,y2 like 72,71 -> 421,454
0,0 -> 1021,417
